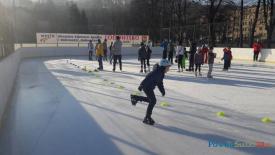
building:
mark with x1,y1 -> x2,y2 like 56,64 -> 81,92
227,6 -> 268,42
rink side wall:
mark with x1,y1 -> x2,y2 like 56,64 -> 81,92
0,46 -> 275,126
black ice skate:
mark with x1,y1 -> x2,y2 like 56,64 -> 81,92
130,95 -> 138,106
143,117 -> 155,125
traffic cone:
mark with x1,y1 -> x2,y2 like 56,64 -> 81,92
261,117 -> 272,123
160,102 -> 170,107
216,112 -> 225,117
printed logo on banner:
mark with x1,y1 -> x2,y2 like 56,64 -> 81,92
36,33 -> 149,47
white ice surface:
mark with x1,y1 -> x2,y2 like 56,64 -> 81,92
0,56 -> 275,155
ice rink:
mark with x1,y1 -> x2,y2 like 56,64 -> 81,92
0,56 -> 275,155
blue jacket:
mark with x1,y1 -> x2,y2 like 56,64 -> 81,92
160,41 -> 168,50
140,65 -> 165,94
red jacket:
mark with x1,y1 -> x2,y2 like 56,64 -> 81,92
252,43 -> 262,53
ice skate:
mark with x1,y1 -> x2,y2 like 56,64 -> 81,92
130,95 -> 138,106
143,117 -> 155,125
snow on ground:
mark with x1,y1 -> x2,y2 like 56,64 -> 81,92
0,56 -> 275,155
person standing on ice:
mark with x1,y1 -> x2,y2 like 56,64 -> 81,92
168,41 -> 176,65
109,42 -> 114,64
221,47 -> 233,71
146,41 -> 152,72
176,41 -> 185,72
207,46 -> 216,78
88,40 -> 94,61
201,44 -> 209,64
252,41 -> 262,62
138,42 -> 148,73
130,59 -> 171,125
112,36 -> 123,72
103,39 -> 108,61
160,39 -> 169,59
194,47 -> 204,77
95,39 -> 104,70
187,40 -> 196,72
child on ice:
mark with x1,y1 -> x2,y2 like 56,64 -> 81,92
194,47 -> 204,77
222,47 -> 233,71
207,47 -> 216,78
138,42 -> 148,73
130,59 -> 171,125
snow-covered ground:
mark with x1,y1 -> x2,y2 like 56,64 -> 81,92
0,56 -> 275,155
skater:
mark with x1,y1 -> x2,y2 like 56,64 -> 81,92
221,47 -> 233,71
168,41 -> 176,64
138,42 -> 147,73
176,41 -> 184,72
207,46 -> 216,78
88,40 -> 94,61
201,44 -> 209,64
252,41 -> 262,62
95,39 -> 104,70
112,36 -> 123,72
187,40 -> 196,71
194,47 -> 204,77
160,39 -> 169,59
109,42 -> 113,64
146,42 -> 152,72
103,39 -> 108,61
130,59 -> 171,125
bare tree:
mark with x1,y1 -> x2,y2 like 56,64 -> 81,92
250,0 -> 261,47
263,0 -> 274,48
239,0 -> 244,47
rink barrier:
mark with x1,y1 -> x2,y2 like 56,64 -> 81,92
1,46 -> 275,126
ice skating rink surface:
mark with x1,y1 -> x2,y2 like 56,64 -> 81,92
0,56 -> 275,155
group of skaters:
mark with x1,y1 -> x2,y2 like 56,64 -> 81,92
88,36 -> 123,72
87,37 -> 264,126
159,39 -> 233,78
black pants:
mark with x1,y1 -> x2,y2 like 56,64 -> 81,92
195,64 -> 201,72
140,58 -> 146,71
189,54 -> 195,71
113,55 -> 122,71
168,53 -> 173,64
178,55 -> 184,69
162,50 -> 167,59
146,58 -> 150,68
224,60 -> 231,70
254,52 -> 259,61
89,50 -> 93,60
133,89 -> 156,118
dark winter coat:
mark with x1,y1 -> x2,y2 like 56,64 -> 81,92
190,43 -> 197,55
194,52 -> 204,65
208,52 -> 216,64
138,46 -> 147,59
139,65 -> 165,95
146,46 -> 152,59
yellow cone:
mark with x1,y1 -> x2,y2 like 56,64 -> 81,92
118,86 -> 124,89
160,102 -> 170,107
261,117 -> 272,123
216,112 -> 225,117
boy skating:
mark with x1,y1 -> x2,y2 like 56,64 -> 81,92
130,59 -> 171,125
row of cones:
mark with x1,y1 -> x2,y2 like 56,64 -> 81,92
69,61 -> 272,124
216,111 -> 272,123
